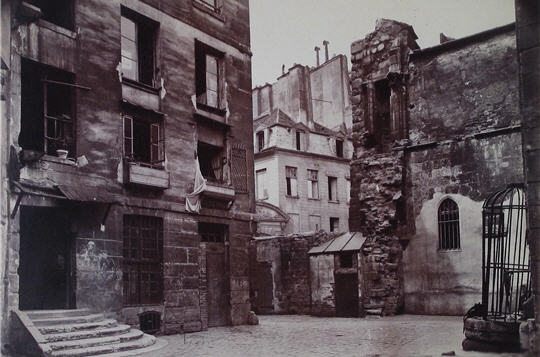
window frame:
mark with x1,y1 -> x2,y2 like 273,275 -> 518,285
199,222 -> 227,243
307,169 -> 319,199
336,139 -> 344,158
330,217 -> 339,232
438,198 -> 461,251
328,176 -> 338,202
193,0 -> 223,14
195,41 -> 225,111
256,168 -> 268,200
121,7 -> 158,87
25,0 -> 75,30
123,114 -> 165,167
123,215 -> 163,306
285,166 -> 298,197
256,131 -> 265,152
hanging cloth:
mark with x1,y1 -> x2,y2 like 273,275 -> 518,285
185,157 -> 207,213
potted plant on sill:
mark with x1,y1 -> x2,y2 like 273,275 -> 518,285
55,141 -> 69,159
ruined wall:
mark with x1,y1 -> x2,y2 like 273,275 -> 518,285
403,26 -> 523,315
309,254 -> 335,316
248,232 -> 337,315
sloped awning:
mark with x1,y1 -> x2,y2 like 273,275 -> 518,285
57,184 -> 117,203
308,232 -> 366,255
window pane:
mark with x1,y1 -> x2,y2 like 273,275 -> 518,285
206,73 -> 218,91
121,37 -> 137,60
121,58 -> 138,81
121,17 -> 137,41
206,55 -> 218,74
206,90 -> 218,107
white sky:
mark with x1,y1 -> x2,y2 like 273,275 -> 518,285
249,0 -> 516,87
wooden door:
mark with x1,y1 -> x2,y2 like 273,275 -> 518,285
335,273 -> 359,317
206,243 -> 229,327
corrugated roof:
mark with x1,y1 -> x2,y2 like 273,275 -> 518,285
308,232 -> 366,255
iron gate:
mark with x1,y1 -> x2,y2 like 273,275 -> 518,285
482,183 -> 530,322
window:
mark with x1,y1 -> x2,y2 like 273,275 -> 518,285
340,252 -> 353,268
193,0 -> 222,13
26,0 -> 74,30
123,215 -> 163,306
285,166 -> 298,197
309,215 -> 321,231
198,141 -> 225,182
19,59 -> 75,157
231,146 -> 248,193
196,41 -> 224,110
295,131 -> 302,150
328,176 -> 338,201
336,139 -> 344,158
199,222 -> 227,243
330,217 -> 339,232
256,169 -> 268,199
121,7 -> 158,86
124,115 -> 164,166
307,170 -> 319,199
256,131 -> 265,152
438,198 -> 461,250
345,178 -> 351,204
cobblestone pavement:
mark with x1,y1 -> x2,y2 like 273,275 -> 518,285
141,315 -> 526,357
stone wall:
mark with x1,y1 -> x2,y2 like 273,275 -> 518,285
248,231 -> 337,315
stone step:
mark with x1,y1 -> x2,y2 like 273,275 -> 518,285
39,319 -> 118,335
44,324 -> 132,343
50,334 -> 156,357
50,330 -> 144,351
25,309 -> 94,320
32,313 -> 105,326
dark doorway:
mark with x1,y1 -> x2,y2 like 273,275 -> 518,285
19,206 -> 75,310
206,243 -> 229,327
335,273 -> 359,317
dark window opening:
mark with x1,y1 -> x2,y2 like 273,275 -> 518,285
336,139 -> 344,158
328,176 -> 338,201
285,166 -> 298,196
373,79 -> 391,150
195,41 -> 224,109
198,141 -> 224,182
330,217 -> 339,232
124,115 -> 164,166
123,215 -> 163,306
340,252 -> 353,268
20,59 -> 75,157
256,131 -> 264,152
295,131 -> 301,150
199,222 -> 227,243
121,7 -> 158,86
26,0 -> 74,30
438,198 -> 460,250
138,311 -> 161,335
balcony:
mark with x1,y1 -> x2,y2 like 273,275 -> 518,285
202,181 -> 235,201
125,161 -> 170,189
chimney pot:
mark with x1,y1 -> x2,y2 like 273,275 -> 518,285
314,46 -> 320,66
323,40 -> 329,62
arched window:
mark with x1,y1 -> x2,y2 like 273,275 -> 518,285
438,198 -> 460,250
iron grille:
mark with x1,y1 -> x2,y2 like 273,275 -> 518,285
199,222 -> 227,243
438,198 -> 461,250
231,146 -> 248,193
123,215 -> 163,306
482,183 -> 530,322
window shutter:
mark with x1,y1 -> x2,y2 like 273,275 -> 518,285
232,145 -> 248,193
150,123 -> 163,164
123,116 -> 134,158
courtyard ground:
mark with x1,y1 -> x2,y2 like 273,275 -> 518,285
139,314 -> 526,357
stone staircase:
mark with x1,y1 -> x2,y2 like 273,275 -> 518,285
19,309 -> 164,356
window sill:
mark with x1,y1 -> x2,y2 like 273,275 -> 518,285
438,249 -> 462,253
122,77 -> 159,94
328,200 -> 340,204
192,1 -> 225,22
194,104 -> 228,126
41,154 -> 77,166
37,19 -> 77,38
125,161 -> 170,189
286,195 -> 299,199
308,197 -> 320,201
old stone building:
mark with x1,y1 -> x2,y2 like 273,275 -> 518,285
349,19 -> 523,316
252,54 -> 353,235
0,0 -> 254,353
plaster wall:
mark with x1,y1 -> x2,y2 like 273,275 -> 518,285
310,254 -> 335,316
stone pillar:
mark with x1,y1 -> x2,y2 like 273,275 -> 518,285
515,0 -> 540,354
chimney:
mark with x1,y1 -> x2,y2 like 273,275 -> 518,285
314,46 -> 320,66
282,64 -> 285,74
323,40 -> 329,62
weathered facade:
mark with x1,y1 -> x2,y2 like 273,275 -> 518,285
2,0 -> 254,347
349,19 -> 523,315
252,55 -> 353,235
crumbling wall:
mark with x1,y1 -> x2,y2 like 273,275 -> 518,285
309,254 -> 335,316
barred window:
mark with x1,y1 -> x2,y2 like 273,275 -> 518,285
199,222 -> 227,243
231,146 -> 248,193
307,169 -> 319,199
123,215 -> 163,306
285,166 -> 298,197
438,198 -> 460,250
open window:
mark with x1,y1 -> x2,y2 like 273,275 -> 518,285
196,41 -> 225,111
307,169 -> 319,199
19,59 -> 75,157
123,115 -> 164,167
25,0 -> 74,30
121,7 -> 158,87
330,217 -> 340,232
285,166 -> 298,197
198,141 -> 225,183
256,131 -> 265,152
295,130 -> 303,150
328,176 -> 338,201
336,139 -> 344,158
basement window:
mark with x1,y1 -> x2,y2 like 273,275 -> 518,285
199,222 -> 227,243
198,141 -> 225,183
121,7 -> 158,87
123,115 -> 164,167
19,59 -> 75,157
25,0 -> 74,30
285,166 -> 298,197
328,176 -> 338,201
196,41 -> 225,111
123,215 -> 163,306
